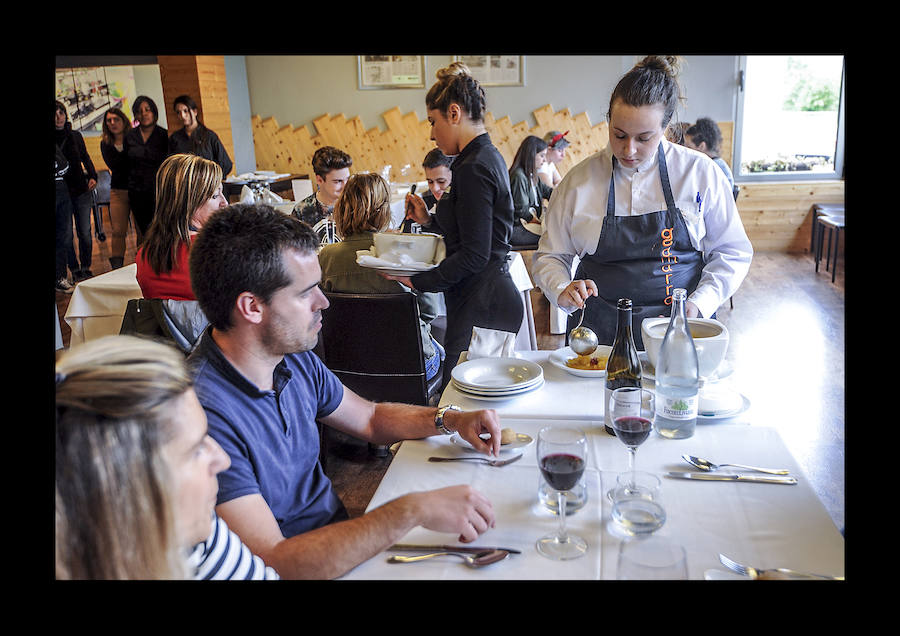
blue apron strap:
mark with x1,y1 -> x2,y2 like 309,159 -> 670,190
607,156 -> 617,216
656,141 -> 678,214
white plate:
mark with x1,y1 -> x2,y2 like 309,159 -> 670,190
451,373 -> 542,393
698,393 -> 751,420
453,379 -> 544,401
451,357 -> 543,390
450,432 -> 534,452
704,569 -> 745,581
548,345 -> 612,378
356,262 -> 438,277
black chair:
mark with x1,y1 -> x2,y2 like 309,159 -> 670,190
815,214 -> 845,284
91,169 -> 111,242
314,291 -> 444,457
726,184 -> 741,310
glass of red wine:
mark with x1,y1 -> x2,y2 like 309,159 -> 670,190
536,426 -> 588,560
609,387 -> 655,497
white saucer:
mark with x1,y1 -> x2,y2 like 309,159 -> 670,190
450,432 -> 534,452
548,345 -> 612,378
639,352 -> 734,382
698,393 -> 751,420
356,262 -> 437,277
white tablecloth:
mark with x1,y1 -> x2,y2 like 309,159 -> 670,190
340,349 -> 844,580
340,419 -> 844,580
63,264 -> 142,346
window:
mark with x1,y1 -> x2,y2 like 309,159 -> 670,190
733,55 -> 845,181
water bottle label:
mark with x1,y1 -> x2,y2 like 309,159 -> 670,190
657,394 -> 698,420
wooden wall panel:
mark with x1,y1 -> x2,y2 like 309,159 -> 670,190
736,180 -> 844,252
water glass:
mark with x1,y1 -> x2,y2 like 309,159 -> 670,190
609,471 -> 665,536
538,473 -> 587,515
616,536 -> 688,580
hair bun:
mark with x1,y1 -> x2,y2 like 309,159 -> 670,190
436,61 -> 472,81
637,55 -> 683,78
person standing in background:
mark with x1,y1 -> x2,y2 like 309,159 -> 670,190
55,101 -> 97,282
167,95 -> 233,178
99,107 -> 133,270
126,95 -> 168,241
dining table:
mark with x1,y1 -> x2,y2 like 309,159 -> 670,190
63,264 -> 143,346
339,349 -> 845,580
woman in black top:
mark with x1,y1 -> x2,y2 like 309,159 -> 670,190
390,62 -> 523,387
508,134 -> 553,246
126,95 -> 167,240
99,107 -> 132,269
55,101 -> 98,281
167,95 -> 233,177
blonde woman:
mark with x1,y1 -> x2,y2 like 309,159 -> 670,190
100,107 -> 134,270
317,173 -> 444,380
135,154 -> 226,300
55,335 -> 279,579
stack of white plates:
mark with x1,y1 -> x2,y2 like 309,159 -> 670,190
450,357 -> 544,400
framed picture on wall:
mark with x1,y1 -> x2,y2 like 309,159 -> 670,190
358,56 -> 426,89
452,55 -> 525,86
55,65 -> 137,135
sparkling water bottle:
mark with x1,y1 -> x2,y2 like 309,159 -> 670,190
654,288 -> 700,439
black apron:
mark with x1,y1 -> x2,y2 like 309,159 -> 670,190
567,142 -> 703,350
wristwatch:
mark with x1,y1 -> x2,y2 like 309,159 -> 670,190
434,404 -> 461,435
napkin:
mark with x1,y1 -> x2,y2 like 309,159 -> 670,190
466,326 -> 517,360
521,218 -> 544,236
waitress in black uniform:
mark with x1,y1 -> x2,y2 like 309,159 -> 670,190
383,62 -> 523,387
533,56 -> 752,349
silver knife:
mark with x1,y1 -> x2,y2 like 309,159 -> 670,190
666,471 -> 797,485
389,544 -> 522,555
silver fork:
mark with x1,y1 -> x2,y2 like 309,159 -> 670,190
718,554 -> 844,580
428,454 -> 523,467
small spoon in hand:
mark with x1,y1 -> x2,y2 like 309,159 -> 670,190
569,305 -> 598,355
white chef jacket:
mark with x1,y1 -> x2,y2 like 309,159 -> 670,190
532,139 -> 752,320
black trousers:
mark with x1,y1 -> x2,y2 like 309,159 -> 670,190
441,258 -> 524,388
129,189 -> 156,239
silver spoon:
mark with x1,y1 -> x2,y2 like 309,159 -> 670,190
682,454 -> 789,475
388,549 -> 509,568
569,305 -> 598,355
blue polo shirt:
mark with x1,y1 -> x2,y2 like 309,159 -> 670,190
188,328 -> 346,538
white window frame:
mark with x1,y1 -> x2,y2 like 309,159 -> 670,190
733,55 -> 845,183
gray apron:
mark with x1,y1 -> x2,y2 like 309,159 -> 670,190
567,142 -> 703,350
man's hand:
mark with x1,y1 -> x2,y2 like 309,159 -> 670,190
406,485 -> 495,543
557,279 -> 598,310
405,193 -> 430,225
444,408 -> 502,456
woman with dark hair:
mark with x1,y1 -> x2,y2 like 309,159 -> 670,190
388,62 -> 523,386
167,94 -> 233,177
533,56 -> 752,349
100,107 -> 133,269
684,117 -> 734,189
508,134 -> 553,246
55,100 -> 98,282
126,95 -> 168,240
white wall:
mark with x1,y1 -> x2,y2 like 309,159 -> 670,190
243,55 -> 739,138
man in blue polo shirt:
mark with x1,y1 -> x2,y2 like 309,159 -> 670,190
187,203 -> 503,580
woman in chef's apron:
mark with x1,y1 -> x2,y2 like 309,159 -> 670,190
532,55 -> 753,350
383,61 -> 523,387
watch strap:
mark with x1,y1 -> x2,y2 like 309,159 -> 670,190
435,404 -> 461,435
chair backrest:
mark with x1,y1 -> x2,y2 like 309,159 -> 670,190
314,292 -> 433,405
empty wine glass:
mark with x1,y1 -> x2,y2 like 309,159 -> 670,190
535,426 -> 589,560
609,387 -> 655,497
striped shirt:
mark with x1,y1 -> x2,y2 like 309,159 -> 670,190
189,515 -> 280,580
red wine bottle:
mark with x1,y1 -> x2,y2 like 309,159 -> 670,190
604,298 -> 642,435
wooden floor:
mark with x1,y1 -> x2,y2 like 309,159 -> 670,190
55,216 -> 845,532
